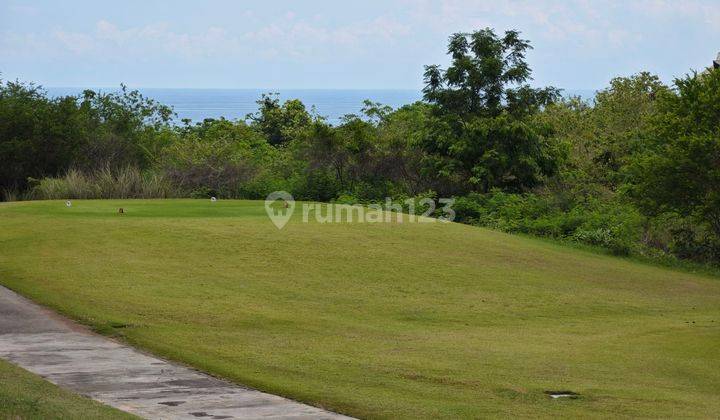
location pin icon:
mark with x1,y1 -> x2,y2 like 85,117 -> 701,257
264,191 -> 295,230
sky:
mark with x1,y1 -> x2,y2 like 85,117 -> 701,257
1,0 -> 719,90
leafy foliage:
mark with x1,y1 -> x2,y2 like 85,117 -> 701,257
0,81 -> 173,193
423,29 -> 558,118
627,69 -> 720,259
421,29 -> 562,194
248,93 -> 312,146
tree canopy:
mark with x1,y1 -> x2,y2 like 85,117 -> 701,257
420,28 -> 562,194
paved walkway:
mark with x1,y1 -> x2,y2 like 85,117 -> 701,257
0,286 -> 351,419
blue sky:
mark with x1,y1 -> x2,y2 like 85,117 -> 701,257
1,0 -> 719,90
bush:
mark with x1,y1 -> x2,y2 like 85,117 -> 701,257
453,191 -> 643,255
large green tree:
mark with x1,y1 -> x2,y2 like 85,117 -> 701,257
0,81 -> 85,193
628,69 -> 720,258
421,28 -> 562,194
0,81 -> 173,195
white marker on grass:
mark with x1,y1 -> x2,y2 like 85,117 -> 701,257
66,201 -> 72,207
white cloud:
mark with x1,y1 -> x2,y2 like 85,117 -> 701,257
403,0 -> 645,47
53,30 -> 97,54
12,1 -> 713,65
3,13 -> 412,64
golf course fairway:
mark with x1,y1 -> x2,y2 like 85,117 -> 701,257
0,199 -> 718,418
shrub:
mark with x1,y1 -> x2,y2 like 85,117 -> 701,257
452,191 -> 643,256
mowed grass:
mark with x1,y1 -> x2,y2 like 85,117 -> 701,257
0,199 -> 719,418
0,358 -> 136,419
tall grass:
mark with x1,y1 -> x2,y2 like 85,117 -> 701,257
31,167 -> 176,200
1,189 -> 19,202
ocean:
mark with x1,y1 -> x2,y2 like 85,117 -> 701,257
45,88 -> 595,125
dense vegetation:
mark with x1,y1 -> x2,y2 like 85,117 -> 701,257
2,28 -> 719,265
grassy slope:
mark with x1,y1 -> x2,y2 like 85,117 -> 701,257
0,358 -> 136,419
0,199 -> 718,418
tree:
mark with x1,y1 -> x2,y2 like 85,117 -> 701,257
373,102 -> 431,195
0,81 -> 86,193
73,86 -> 175,172
537,73 -> 667,201
628,69 -> 720,259
248,93 -> 312,146
420,28 -> 562,194
160,119 -> 273,198
423,29 -> 558,119
0,80 -> 176,198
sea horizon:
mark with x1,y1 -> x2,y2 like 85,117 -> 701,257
45,87 -> 597,125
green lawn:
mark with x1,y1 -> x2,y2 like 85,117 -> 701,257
0,358 -> 136,419
0,199 -> 718,418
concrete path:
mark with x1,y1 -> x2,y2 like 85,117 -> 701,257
0,286 -> 352,419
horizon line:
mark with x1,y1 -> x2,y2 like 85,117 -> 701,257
41,85 -> 600,92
